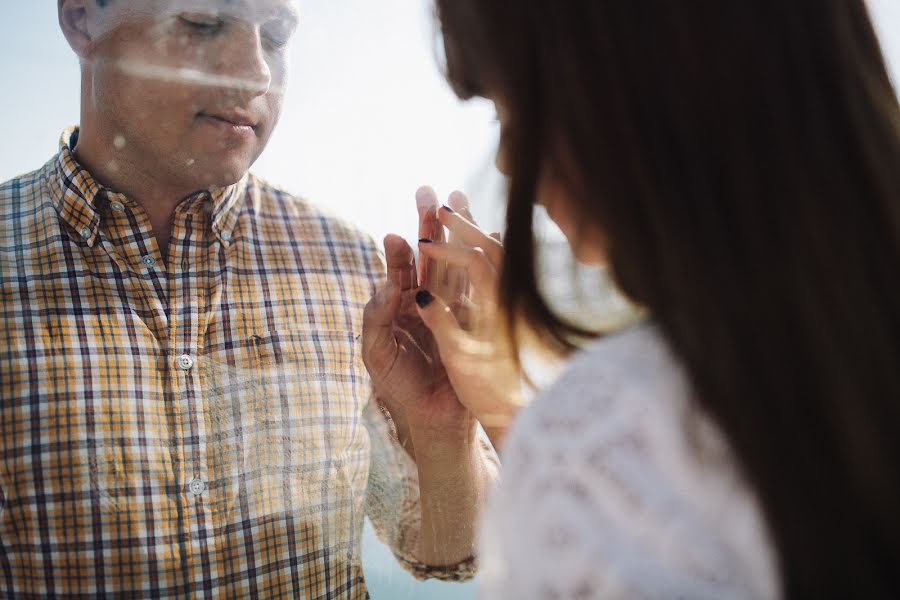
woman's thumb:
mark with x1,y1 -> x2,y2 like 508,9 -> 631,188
415,289 -> 462,352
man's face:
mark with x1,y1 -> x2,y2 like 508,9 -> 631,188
86,0 -> 299,190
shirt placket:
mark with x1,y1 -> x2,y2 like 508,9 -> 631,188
93,190 -> 188,592
166,194 -> 216,593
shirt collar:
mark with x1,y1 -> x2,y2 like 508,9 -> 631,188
50,126 -> 245,247
209,178 -> 244,247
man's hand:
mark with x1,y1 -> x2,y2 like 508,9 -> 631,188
362,231 -> 474,447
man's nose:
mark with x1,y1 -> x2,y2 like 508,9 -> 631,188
221,24 -> 272,99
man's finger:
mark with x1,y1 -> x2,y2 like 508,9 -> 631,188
362,283 -> 402,375
416,185 -> 445,289
416,185 -> 440,240
383,234 -> 417,290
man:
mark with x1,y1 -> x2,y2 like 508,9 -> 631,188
0,0 -> 497,597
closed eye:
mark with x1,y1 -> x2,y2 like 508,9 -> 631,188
263,32 -> 290,50
262,19 -> 296,50
179,13 -> 225,35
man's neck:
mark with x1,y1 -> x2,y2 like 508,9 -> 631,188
73,124 -> 196,260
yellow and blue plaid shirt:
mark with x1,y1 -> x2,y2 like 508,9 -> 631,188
0,129 -> 475,598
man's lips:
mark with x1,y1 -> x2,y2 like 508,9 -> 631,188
197,112 -> 259,139
198,112 -> 258,128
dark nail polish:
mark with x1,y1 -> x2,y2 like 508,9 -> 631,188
418,238 -> 432,244
415,290 -> 434,308
441,205 -> 454,214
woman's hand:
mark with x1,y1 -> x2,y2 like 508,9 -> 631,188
414,190 -> 522,449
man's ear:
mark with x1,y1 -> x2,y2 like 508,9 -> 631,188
58,0 -> 94,58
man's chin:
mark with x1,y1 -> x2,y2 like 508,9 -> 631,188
183,158 -> 252,191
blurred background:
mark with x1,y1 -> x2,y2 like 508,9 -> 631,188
1,1 -> 898,598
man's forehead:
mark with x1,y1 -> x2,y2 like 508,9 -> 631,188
99,0 -> 300,26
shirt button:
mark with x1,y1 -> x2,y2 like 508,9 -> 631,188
141,255 -> 156,268
220,230 -> 232,242
188,478 -> 206,497
110,201 -> 125,213
178,354 -> 194,370
80,227 -> 91,239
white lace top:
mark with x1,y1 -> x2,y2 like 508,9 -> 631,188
478,323 -> 780,599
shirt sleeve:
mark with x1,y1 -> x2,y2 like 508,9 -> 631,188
362,395 -> 499,581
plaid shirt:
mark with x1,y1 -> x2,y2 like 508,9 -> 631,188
0,129 -> 476,598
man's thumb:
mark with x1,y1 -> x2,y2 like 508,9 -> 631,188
362,284 -> 401,364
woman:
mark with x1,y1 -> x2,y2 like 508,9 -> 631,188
401,0 -> 900,597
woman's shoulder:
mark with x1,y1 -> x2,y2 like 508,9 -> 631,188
485,322 -> 779,599
501,322 -> 692,484
514,322 -> 690,440
557,321 -> 681,387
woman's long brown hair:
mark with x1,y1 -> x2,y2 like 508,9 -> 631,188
435,0 -> 900,595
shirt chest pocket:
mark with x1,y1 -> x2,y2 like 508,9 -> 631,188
200,328 -> 371,523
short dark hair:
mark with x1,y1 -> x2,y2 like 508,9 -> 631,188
437,0 -> 900,596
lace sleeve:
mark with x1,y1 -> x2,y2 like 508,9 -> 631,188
478,326 -> 779,599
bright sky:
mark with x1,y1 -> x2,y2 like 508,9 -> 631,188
0,0 -> 504,246
0,1 -> 898,245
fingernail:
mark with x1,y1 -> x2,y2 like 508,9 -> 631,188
415,289 -> 434,308
418,238 -> 432,244
441,205 -> 454,214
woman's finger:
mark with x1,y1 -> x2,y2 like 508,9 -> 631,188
418,241 -> 499,312
444,190 -> 472,300
438,205 -> 504,269
414,289 -> 466,359
448,295 -> 486,334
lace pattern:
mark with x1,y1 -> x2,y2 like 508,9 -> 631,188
478,324 -> 780,599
